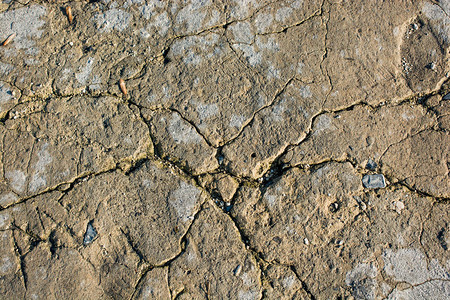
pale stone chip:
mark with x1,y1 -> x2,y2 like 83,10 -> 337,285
362,174 -> 386,189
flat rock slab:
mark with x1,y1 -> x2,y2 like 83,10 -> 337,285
0,1 -> 449,299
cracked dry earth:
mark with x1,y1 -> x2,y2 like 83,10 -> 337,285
0,0 -> 449,299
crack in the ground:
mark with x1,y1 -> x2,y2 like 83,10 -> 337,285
378,126 -> 442,163
319,0 -> 332,110
386,175 -> 450,203
259,4 -> 324,36
253,85 -> 448,196
1,1 -> 449,298
288,265 -> 317,300
4,85 -> 444,216
125,196 -> 211,300
130,101 -> 216,149
0,166 -> 113,212
206,181 -> 322,299
383,278 -> 450,300
222,76 -> 296,146
11,228 -> 28,291
419,205 -> 435,264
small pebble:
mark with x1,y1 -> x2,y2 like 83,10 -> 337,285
66,6 -> 73,23
304,238 -> 309,245
225,202 -> 233,212
233,265 -> 242,276
2,33 -> 16,46
426,62 -> 436,70
391,201 -> 405,214
359,201 -> 367,210
365,158 -> 377,171
119,78 -> 127,96
83,222 -> 97,245
329,202 -> 339,213
362,174 -> 386,189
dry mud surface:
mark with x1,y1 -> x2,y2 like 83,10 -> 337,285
0,0 -> 449,299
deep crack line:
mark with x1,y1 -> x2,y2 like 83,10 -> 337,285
257,86 -> 448,186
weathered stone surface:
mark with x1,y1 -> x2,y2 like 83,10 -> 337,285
401,15 -> 448,92
0,0 -> 449,299
436,99 -> 450,131
231,162 -> 363,296
78,226 -> 142,299
134,37 -> 274,146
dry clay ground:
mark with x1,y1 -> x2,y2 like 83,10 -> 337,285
0,0 -> 449,299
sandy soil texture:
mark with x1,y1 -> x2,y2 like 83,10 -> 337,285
0,0 -> 449,299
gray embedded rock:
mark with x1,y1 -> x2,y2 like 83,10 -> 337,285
362,174 -> 386,189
